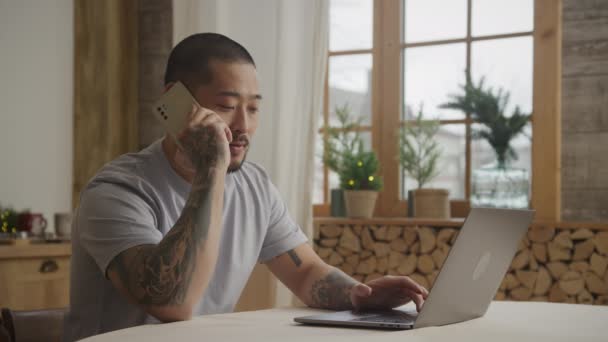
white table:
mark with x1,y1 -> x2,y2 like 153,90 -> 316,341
82,301 -> 608,342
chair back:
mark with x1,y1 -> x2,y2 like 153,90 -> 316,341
0,308 -> 67,342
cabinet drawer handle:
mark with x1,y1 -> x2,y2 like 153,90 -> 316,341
39,260 -> 59,273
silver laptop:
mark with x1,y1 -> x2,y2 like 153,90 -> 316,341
294,208 -> 535,330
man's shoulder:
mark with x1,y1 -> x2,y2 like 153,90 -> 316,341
87,156 -> 148,191
82,142 -> 163,201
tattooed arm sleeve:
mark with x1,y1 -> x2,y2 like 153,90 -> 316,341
308,268 -> 358,310
107,130 -> 227,321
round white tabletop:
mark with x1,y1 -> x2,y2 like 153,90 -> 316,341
82,301 -> 608,342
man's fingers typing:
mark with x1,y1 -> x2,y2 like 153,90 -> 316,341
370,275 -> 425,294
353,283 -> 372,297
410,293 -> 424,312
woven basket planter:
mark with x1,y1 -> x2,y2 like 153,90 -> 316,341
413,188 -> 450,219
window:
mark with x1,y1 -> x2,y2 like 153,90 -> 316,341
314,0 -> 560,219
313,0 -> 374,205
401,0 -> 533,201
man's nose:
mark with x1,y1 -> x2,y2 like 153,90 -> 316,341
230,106 -> 249,134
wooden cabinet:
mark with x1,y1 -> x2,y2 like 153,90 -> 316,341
0,243 -> 71,310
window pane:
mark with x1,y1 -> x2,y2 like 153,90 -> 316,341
403,44 -> 467,120
329,54 -> 373,125
472,0 -> 533,36
330,0 -> 373,51
471,124 -> 531,171
328,132 -> 372,192
404,0 -> 467,43
400,124 -> 466,200
471,37 -> 533,116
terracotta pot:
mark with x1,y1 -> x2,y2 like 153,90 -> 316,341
413,188 -> 450,219
344,190 -> 378,218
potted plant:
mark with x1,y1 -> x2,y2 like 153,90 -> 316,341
441,75 -> 531,208
0,207 -> 20,236
340,144 -> 383,218
323,105 -> 382,218
399,105 -> 450,218
322,104 -> 363,217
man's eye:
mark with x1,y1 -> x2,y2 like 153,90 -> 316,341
218,105 -> 235,111
248,107 -> 259,114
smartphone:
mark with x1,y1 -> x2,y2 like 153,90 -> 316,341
153,81 -> 197,143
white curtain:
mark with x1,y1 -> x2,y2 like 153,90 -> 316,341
173,0 -> 329,307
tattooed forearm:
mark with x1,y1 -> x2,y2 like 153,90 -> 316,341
181,125 -> 225,170
112,127 -> 225,306
309,268 -> 358,310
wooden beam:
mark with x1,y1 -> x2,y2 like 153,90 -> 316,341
322,61 -> 329,204
532,0 -> 562,221
73,0 -> 139,205
401,31 -> 534,49
313,217 -> 608,231
314,216 -> 465,227
329,49 -> 373,56
313,204 -> 330,217
465,0 -> 473,201
376,0 -> 402,216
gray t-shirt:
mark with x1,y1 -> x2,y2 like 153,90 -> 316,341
64,139 -> 307,341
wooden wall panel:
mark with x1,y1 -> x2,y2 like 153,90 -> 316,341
138,0 -> 172,149
73,0 -> 138,205
563,189 -> 608,220
562,0 -> 608,77
562,75 -> 608,133
562,0 -> 608,221
562,132 -> 608,190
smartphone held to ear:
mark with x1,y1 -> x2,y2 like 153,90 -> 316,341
153,81 -> 197,140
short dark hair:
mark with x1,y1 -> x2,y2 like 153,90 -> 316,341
164,33 -> 255,87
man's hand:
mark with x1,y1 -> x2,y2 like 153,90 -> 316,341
174,104 -> 232,173
266,244 -> 430,313
350,275 -> 429,312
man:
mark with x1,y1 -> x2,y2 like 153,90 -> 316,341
64,33 -> 428,341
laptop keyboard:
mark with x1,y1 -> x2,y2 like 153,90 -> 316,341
355,316 -> 409,324
351,311 -> 417,324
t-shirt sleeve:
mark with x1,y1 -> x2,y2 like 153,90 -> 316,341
77,182 -> 163,276
258,181 -> 308,263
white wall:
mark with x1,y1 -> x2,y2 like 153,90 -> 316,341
0,0 -> 73,232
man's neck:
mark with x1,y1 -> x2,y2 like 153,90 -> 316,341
162,136 -> 196,184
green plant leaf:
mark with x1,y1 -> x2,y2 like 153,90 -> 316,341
440,72 -> 531,164
398,105 -> 442,189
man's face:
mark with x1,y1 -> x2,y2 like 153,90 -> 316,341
191,60 -> 261,172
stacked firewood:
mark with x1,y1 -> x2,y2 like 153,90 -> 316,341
313,225 -> 457,291
313,223 -> 608,305
497,226 -> 608,305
